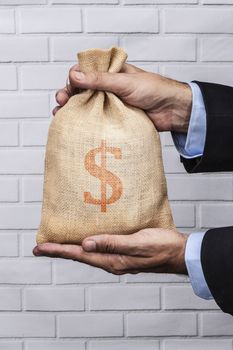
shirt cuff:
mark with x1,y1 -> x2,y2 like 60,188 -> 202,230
185,232 -> 213,300
172,82 -> 207,159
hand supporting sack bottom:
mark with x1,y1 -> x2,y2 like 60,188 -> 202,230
37,46 -> 175,244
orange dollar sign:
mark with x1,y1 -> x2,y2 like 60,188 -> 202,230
84,140 -> 123,213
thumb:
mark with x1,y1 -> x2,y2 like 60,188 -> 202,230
82,233 -> 139,255
69,69 -> 128,96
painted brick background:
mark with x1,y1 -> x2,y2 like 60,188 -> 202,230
0,0 -> 233,349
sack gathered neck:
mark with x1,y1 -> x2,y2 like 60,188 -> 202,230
78,46 -> 128,74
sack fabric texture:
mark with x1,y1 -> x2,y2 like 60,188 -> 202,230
37,46 -> 175,245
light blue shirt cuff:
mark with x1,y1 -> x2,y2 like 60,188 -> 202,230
172,82 -> 207,159
185,232 -> 213,300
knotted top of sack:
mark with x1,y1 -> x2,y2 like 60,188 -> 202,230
77,46 -> 128,74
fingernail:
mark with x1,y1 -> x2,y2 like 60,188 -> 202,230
75,71 -> 85,81
83,240 -> 96,252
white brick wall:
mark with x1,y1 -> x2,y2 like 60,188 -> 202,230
0,37 -> 49,62
0,0 -> 232,348
126,312 -> 197,336
58,314 -> 123,337
0,9 -> 15,33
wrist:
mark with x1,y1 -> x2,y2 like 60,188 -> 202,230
169,232 -> 189,275
171,82 -> 192,134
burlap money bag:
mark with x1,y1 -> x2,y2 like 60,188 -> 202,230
37,46 -> 175,244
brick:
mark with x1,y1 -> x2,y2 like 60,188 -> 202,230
122,36 -> 196,61
52,36 -> 118,61
164,9 -> 233,33
126,312 -> 197,336
203,0 -> 233,3
0,178 -> 18,202
163,286 -> 218,310
55,260 -> 119,284
85,8 -> 158,33
0,205 -> 41,229
201,37 -> 233,61
0,288 -> 21,310
0,314 -> 54,337
0,94 -> 49,118
0,10 -> 15,33
58,313 -> 123,337
89,286 -> 160,310
125,0 -> 196,3
22,121 -> 49,146
21,231 -> 36,257
163,339 -> 232,350
0,260 -> 51,284
0,343 -> 22,350
25,287 -> 84,311
20,8 -> 81,33
25,341 -> 85,350
162,147 -> 185,173
21,65 -> 70,90
0,122 -> 18,146
201,312 -> 233,335
0,233 -> 18,256
162,64 -> 233,87
125,272 -> 189,283
201,203 -> 233,228
0,0 -> 46,3
167,176 -> 233,200
53,0 -> 117,3
171,204 -> 195,227
0,150 -> 44,174
0,37 -> 48,62
22,177 -> 43,202
89,340 -> 160,350
0,66 -> 17,90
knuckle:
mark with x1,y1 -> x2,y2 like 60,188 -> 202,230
91,72 -> 102,89
107,254 -> 127,275
69,64 -> 78,75
107,256 -> 117,271
103,235 -> 116,253
69,67 -> 78,83
108,265 -> 124,275
55,90 -> 64,102
62,245 -> 72,256
69,67 -> 74,77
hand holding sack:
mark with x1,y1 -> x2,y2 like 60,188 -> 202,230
37,47 -> 175,245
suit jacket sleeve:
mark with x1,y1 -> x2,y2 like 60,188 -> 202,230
181,81 -> 233,173
181,81 -> 233,314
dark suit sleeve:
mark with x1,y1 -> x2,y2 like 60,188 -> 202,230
181,81 -> 233,314
181,81 -> 233,173
201,227 -> 233,315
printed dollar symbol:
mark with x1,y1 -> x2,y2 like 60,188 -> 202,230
84,140 -> 123,213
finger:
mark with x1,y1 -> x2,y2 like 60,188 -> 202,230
55,88 -> 70,106
67,62 -> 142,95
121,63 -> 145,74
52,106 -> 61,116
69,69 -> 129,96
33,243 -> 84,259
55,82 -> 79,104
82,233 -> 143,255
33,243 -> 139,273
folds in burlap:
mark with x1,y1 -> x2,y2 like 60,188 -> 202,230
37,47 -> 175,244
